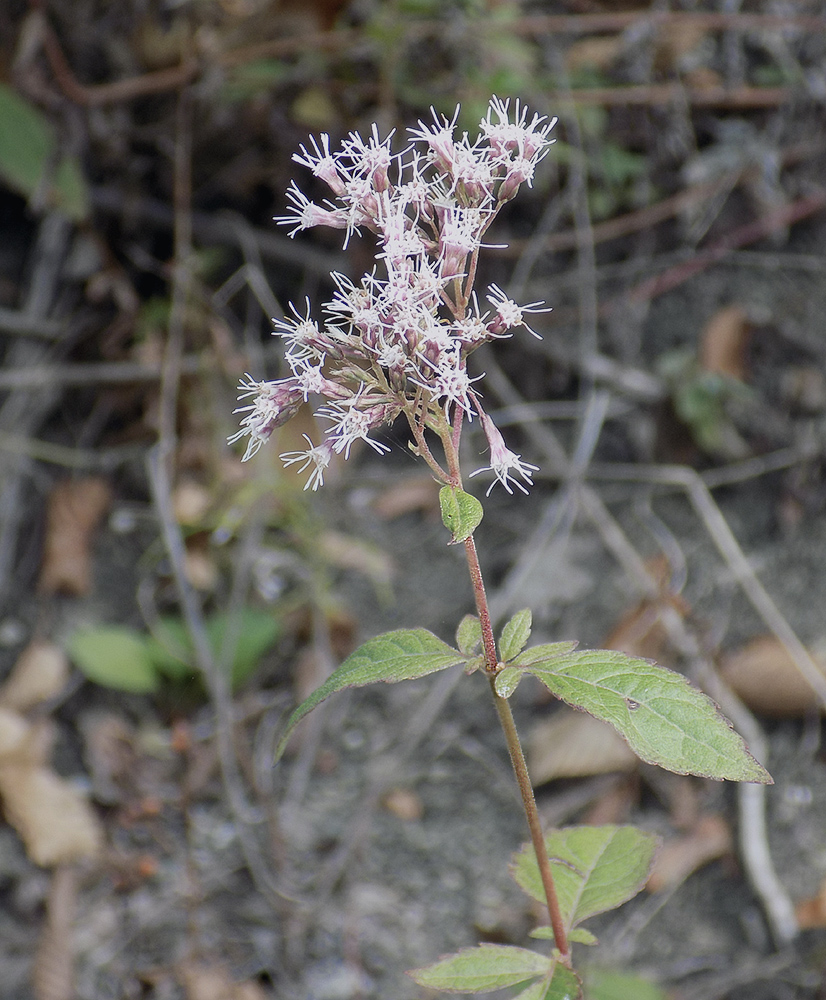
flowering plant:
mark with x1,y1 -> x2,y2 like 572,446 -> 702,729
232,98 -> 770,998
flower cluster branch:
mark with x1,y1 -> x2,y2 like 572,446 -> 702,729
230,97 -> 557,495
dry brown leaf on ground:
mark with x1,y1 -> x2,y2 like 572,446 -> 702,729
0,640 -> 69,711
0,763 -> 102,866
381,787 -> 424,822
527,709 -> 638,785
565,35 -> 624,72
604,554 -> 689,663
178,961 -> 269,1000
317,530 -> 395,590
720,635 -> 826,716
33,865 -> 77,1000
371,474 -> 441,520
646,813 -> 732,893
795,876 -> 826,929
0,706 -> 33,757
79,711 -> 139,805
580,776 -> 638,826
173,480 -> 213,526
698,304 -> 750,381
38,477 -> 113,596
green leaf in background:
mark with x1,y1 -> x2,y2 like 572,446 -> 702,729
456,614 -> 482,655
522,649 -> 771,782
407,944 -> 550,992
439,486 -> 484,543
583,968 -> 668,1000
147,608 -> 281,689
220,58 -> 288,102
498,608 -> 532,662
0,83 -> 89,220
511,965 -> 582,1000
512,826 -> 658,929
274,629 -> 466,763
68,626 -> 159,694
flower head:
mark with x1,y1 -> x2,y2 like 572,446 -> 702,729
230,96 -> 555,496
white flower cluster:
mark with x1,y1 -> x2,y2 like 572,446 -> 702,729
230,97 -> 557,493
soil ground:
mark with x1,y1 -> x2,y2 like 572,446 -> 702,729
2,3 -> 826,999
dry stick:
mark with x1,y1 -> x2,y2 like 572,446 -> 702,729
505,135 -> 824,259
610,190 -> 826,311
33,6 -> 197,105
148,92 -> 282,906
632,495 -> 797,944
36,1 -> 824,111
487,360 -> 801,944
221,11 -> 826,67
589,461 -> 826,711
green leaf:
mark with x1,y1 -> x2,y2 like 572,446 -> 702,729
510,965 -> 582,1000
68,626 -> 159,694
207,609 -> 281,688
529,926 -> 597,946
584,968 -> 668,1000
499,608 -> 532,662
0,84 -> 89,220
274,629 -> 466,762
439,486 -> 484,542
512,826 -> 658,928
522,649 -> 771,782
407,944 -> 550,992
494,666 -> 523,698
456,614 -> 482,655
147,609 -> 281,689
510,641 -> 578,666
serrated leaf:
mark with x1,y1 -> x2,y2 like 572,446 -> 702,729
499,609 -> 532,661
68,627 -> 159,694
522,650 -> 771,782
511,642 -> 579,667
494,666 -> 523,698
512,825 -> 658,927
439,486 -> 484,542
274,629 -> 465,762
407,944 -> 550,992
584,968 -> 667,1000
457,614 -> 482,655
511,964 -> 582,1000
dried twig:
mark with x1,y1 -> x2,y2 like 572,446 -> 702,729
615,191 -> 826,309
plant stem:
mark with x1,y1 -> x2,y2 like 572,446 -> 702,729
490,686 -> 570,961
462,533 -> 570,960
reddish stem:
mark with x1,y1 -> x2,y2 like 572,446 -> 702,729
463,531 -> 570,959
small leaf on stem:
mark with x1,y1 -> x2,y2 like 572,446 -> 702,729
494,666 -> 523,698
512,825 -> 659,928
457,614 -> 483,655
499,608 -> 532,662
273,629 -> 466,762
407,943 -> 551,993
439,486 -> 484,542
522,649 -> 772,782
